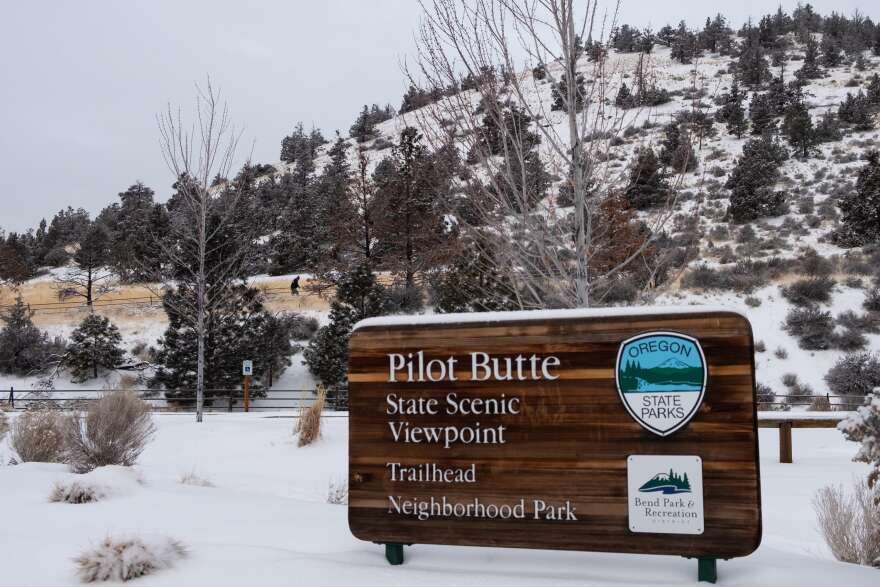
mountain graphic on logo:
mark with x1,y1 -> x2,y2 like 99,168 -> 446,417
639,469 -> 692,494
654,357 -> 694,369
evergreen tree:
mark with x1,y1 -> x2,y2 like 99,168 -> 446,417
624,148 -> 669,209
303,264 -> 388,390
374,127 -> 453,289
670,22 -> 699,64
615,83 -> 637,109
820,34 -> 843,67
350,105 -> 379,143
836,150 -> 880,246
551,72 -> 586,113
796,35 -> 824,80
867,73 -> 880,105
0,296 -> 55,375
749,92 -> 777,135
838,91 -> 875,131
55,223 -> 114,307
726,135 -> 789,222
66,314 -> 124,382
737,35 -> 772,87
716,80 -> 748,137
659,121 -> 697,173
104,183 -> 168,282
813,110 -> 843,143
782,98 -> 816,157
153,285 -> 273,401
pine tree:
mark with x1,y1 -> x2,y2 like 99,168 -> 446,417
813,110 -> 843,143
55,223 -> 114,307
0,296 -> 55,375
737,35 -> 772,87
624,148 -> 669,209
66,314 -> 124,382
105,183 -> 168,282
716,80 -> 748,137
836,150 -> 880,246
350,105 -> 379,143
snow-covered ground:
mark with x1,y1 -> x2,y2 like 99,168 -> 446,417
0,413 -> 875,586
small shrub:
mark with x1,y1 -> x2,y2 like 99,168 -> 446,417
774,347 -> 789,359
825,352 -> 880,397
782,373 -> 798,387
295,386 -> 326,447
836,328 -> 868,351
781,277 -> 835,306
865,288 -> 880,312
837,312 -> 880,335
754,340 -> 766,353
11,410 -> 65,463
64,392 -> 155,474
784,307 -> 836,350
74,536 -> 187,582
745,296 -> 762,307
845,277 -> 865,288
288,314 -> 320,341
756,382 -> 785,411
327,477 -> 349,505
50,481 -> 106,504
813,480 -> 880,568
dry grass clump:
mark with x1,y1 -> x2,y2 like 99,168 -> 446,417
0,409 -> 8,438
64,391 -> 156,474
295,386 -> 326,447
813,480 -> 880,568
10,410 -> 66,463
74,536 -> 187,582
178,470 -> 215,488
327,477 -> 349,505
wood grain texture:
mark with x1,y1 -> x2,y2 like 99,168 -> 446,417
348,310 -> 761,557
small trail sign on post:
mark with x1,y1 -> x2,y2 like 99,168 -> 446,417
242,360 -> 253,412
347,307 -> 761,584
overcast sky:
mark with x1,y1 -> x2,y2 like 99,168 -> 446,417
0,0 -> 876,234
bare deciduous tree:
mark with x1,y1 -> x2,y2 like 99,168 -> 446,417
409,0 -> 684,308
153,80 -> 251,423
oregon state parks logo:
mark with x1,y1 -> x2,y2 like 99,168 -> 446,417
615,332 -> 707,436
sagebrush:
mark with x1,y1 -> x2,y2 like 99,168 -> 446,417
10,410 -> 65,463
64,391 -> 156,474
813,480 -> 880,568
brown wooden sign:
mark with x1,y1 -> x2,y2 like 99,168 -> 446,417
348,308 -> 761,560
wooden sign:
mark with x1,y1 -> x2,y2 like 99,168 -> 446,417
347,308 -> 761,567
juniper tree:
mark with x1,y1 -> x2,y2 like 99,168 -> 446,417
303,264 -> 388,391
836,150 -> 880,246
624,148 -> 669,210
839,385 -> 880,488
726,135 -> 789,222
820,34 -> 843,67
350,105 -> 379,143
67,314 -> 124,382
0,296 -> 55,376
716,80 -> 748,137
749,92 -> 777,135
838,91 -> 875,131
658,122 -> 696,173
737,35 -> 772,87
103,183 -> 169,282
813,110 -> 843,143
551,72 -> 586,113
782,98 -> 816,157
796,35 -> 824,80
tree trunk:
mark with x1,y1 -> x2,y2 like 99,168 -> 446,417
196,194 -> 207,423
567,4 -> 589,308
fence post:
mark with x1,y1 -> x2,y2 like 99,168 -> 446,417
779,422 -> 793,464
8,386 -> 13,409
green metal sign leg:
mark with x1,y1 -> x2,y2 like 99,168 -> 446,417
698,558 -> 717,583
385,543 -> 404,565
